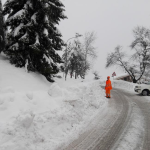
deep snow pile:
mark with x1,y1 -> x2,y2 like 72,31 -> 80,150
112,80 -> 136,92
100,79 -> 136,92
0,54 -> 107,150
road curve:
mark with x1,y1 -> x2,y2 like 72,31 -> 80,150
58,88 -> 150,150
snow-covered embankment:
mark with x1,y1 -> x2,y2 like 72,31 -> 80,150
0,55 -> 107,150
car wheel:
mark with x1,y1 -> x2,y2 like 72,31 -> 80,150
142,90 -> 148,96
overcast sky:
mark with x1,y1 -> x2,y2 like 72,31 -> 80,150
2,0 -> 150,79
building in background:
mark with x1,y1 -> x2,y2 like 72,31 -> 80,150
114,74 -> 133,82
114,73 -> 149,83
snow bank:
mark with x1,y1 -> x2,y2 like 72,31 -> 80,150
0,54 -> 107,150
100,79 -> 137,92
0,54 -> 52,92
112,80 -> 136,92
0,81 -> 107,150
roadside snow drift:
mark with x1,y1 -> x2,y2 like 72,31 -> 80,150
101,79 -> 136,92
0,54 -> 107,150
112,80 -> 136,92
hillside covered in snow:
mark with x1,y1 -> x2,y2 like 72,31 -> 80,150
0,52 -> 142,150
0,53 -> 108,150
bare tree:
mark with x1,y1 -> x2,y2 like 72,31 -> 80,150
106,26 -> 150,83
82,31 -> 97,78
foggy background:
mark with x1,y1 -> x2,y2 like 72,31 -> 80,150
2,0 -> 150,79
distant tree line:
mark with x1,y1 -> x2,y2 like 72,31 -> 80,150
62,31 -> 97,80
0,0 -> 98,82
106,26 -> 150,83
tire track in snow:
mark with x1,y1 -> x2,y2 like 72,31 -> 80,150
122,91 -> 150,150
62,88 -> 149,150
111,94 -> 145,150
90,90 -> 131,150
60,89 -> 130,150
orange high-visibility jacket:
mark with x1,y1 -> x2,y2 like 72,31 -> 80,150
105,79 -> 112,90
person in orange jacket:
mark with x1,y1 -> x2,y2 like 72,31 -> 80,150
105,76 -> 112,98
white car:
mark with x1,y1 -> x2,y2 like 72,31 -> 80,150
134,82 -> 150,96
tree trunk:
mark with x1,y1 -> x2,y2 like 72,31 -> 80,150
70,72 -> 72,78
133,78 -> 137,83
75,72 -> 77,79
65,69 -> 68,80
80,74 -> 84,79
83,54 -> 87,79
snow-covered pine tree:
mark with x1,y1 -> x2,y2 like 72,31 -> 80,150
0,0 -> 5,52
66,40 -> 86,79
3,0 -> 66,82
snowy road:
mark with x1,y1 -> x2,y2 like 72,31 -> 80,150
60,88 -> 150,150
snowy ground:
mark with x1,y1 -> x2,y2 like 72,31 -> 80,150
0,54 -> 107,150
100,79 -> 136,92
1,53 -> 150,150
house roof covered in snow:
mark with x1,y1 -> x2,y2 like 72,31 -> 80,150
114,73 -> 129,80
